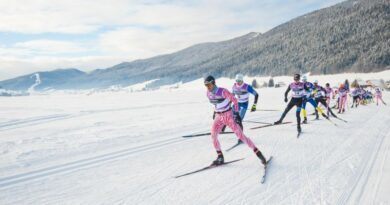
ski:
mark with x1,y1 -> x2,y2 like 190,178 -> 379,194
261,156 -> 273,184
174,158 -> 245,178
226,141 -> 244,152
248,109 -> 280,112
334,117 -> 348,123
250,121 -> 292,130
243,120 -> 273,125
182,131 -> 234,138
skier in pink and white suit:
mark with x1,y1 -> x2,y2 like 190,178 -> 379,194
204,75 -> 268,166
374,87 -> 387,106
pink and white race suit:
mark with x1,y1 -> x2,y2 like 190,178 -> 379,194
325,87 -> 334,105
375,88 -> 386,105
338,87 -> 348,112
207,87 -> 256,151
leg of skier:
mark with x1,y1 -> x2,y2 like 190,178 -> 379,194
223,111 -> 267,165
301,98 -> 308,124
275,99 -> 295,124
295,100 -> 302,133
210,113 -> 227,165
235,102 -> 248,144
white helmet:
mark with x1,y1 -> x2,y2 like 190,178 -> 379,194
302,76 -> 308,81
235,74 -> 244,82
314,80 -> 318,84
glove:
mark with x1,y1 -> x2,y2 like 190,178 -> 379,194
250,104 -> 256,112
284,97 -> 288,103
212,112 -> 216,120
233,112 -> 242,125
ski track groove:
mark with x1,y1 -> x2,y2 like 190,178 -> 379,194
344,124 -> 390,205
0,101 -> 201,132
0,136 -> 193,188
336,108 -> 387,205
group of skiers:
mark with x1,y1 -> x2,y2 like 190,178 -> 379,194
203,73 -> 387,168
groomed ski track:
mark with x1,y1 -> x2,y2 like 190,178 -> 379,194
0,90 -> 389,205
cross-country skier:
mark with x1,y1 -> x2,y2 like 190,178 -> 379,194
232,74 -> 259,118
313,80 -> 337,118
225,74 -> 260,144
204,75 -> 268,166
351,86 -> 361,108
274,74 -> 306,133
301,76 -> 328,123
374,87 -> 387,106
338,84 -> 348,113
325,83 -> 335,116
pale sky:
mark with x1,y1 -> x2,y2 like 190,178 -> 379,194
0,0 -> 344,80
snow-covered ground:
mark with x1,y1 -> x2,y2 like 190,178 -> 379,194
0,72 -> 390,205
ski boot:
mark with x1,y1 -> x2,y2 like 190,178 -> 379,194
212,151 -> 224,166
298,125 -> 302,133
274,120 -> 282,125
302,117 -> 308,124
237,139 -> 243,144
254,148 -> 267,166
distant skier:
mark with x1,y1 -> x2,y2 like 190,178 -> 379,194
313,80 -> 337,118
274,74 -> 306,133
351,86 -> 361,108
374,87 -> 387,106
204,75 -> 268,166
324,83 -> 335,116
301,76 -> 328,123
338,84 -> 348,113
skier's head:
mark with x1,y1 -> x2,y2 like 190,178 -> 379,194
313,80 -> 318,85
326,83 -> 330,87
302,75 -> 307,82
293,74 -> 300,82
235,74 -> 244,85
340,83 -> 344,88
204,75 -> 216,91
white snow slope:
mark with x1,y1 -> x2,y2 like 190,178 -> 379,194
0,72 -> 389,205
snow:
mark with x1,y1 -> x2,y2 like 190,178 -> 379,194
0,71 -> 390,204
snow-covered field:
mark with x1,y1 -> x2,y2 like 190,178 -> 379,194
0,72 -> 390,205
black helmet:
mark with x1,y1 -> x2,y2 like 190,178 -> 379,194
204,75 -> 215,85
326,83 -> 330,87
293,74 -> 300,80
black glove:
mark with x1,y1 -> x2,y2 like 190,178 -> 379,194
233,112 -> 242,125
284,97 -> 288,103
213,112 -> 216,120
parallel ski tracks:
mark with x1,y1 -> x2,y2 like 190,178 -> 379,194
0,136 -> 189,188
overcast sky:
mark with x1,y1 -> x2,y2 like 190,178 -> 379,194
0,0 -> 344,80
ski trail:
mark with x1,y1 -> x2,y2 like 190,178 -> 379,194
0,136 -> 190,188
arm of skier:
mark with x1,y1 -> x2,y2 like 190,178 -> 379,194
222,89 -> 239,112
284,86 -> 291,102
248,85 -> 259,104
